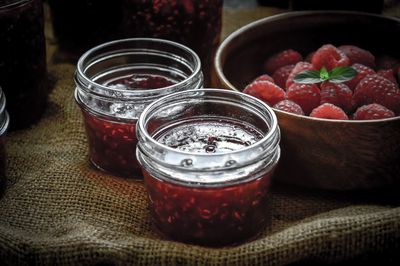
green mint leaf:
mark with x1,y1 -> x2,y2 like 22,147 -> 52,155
294,66 -> 358,85
293,70 -> 323,84
328,66 -> 358,83
320,67 -> 329,81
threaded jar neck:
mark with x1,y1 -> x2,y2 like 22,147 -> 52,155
0,88 -> 9,136
137,89 -> 281,187
75,38 -> 203,120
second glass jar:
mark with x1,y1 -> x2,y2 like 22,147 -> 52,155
75,38 -> 203,178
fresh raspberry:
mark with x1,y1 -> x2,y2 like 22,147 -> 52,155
272,64 -> 295,90
273,99 -> 304,115
252,74 -> 275,83
376,55 -> 399,70
263,49 -> 303,75
311,44 -> 350,71
320,81 -> 354,113
285,61 -> 316,89
397,67 -> 400,83
338,45 -> 375,68
344,63 -> 375,91
353,74 -> 400,114
243,80 -> 286,106
310,103 -> 349,120
353,103 -> 395,120
377,69 -> 398,86
286,83 -> 321,115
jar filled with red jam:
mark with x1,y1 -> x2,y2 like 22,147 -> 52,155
0,87 -> 10,191
48,0 -> 123,58
121,0 -> 223,86
75,38 -> 203,178
0,0 -> 47,130
136,89 -> 281,246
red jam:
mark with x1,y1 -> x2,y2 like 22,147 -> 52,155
144,170 -> 273,246
82,111 -> 139,177
143,118 -> 275,246
154,118 -> 264,153
105,74 -> 176,90
82,74 -> 176,177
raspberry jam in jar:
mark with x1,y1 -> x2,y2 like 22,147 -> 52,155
75,38 -> 202,178
0,87 -> 10,191
136,89 -> 280,246
121,0 -> 223,86
0,0 -> 47,130
48,0 -> 123,58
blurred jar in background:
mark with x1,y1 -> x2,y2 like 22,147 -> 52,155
0,0 -> 47,130
257,0 -> 289,8
48,0 -> 124,59
121,0 -> 223,86
290,0 -> 384,13
0,86 -> 10,193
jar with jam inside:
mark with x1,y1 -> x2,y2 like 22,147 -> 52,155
75,38 -> 203,178
136,89 -> 281,246
0,0 -> 47,130
0,86 -> 10,192
121,0 -> 223,86
48,0 -> 123,59
290,0 -> 384,13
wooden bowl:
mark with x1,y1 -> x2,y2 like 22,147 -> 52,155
215,11 -> 400,190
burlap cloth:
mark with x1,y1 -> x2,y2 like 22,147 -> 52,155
1,6 -> 400,266
0,62 -> 398,266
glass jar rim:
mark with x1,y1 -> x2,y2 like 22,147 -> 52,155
0,111 -> 9,136
0,89 -> 6,115
0,89 -> 9,136
75,38 -> 202,100
0,0 -> 30,9
137,88 -> 280,172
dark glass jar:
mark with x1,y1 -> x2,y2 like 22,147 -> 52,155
137,89 -> 280,246
121,0 -> 223,86
48,0 -> 123,59
290,0 -> 384,13
75,38 -> 203,178
258,0 -> 289,8
0,87 -> 10,192
0,0 -> 47,130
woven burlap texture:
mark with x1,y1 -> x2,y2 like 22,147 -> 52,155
0,64 -> 399,265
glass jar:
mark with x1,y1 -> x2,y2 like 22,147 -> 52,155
136,89 -> 281,246
48,0 -> 123,59
0,87 -> 10,191
75,38 -> 203,178
0,0 -> 47,130
290,0 -> 383,13
121,0 -> 223,86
